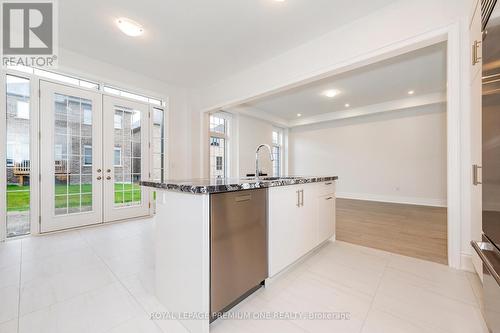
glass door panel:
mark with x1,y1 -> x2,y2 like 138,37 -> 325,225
40,81 -> 102,232
5,75 -> 31,237
103,95 -> 150,222
53,94 -> 95,216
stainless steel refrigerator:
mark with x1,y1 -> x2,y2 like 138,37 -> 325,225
472,1 -> 500,332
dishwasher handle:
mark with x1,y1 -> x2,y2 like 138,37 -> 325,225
235,194 -> 252,202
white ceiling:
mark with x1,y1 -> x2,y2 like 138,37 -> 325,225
59,0 -> 398,88
240,42 -> 447,121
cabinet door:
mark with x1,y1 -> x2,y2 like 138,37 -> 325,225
318,194 -> 336,243
268,185 -> 301,276
469,0 -> 483,280
470,0 -> 482,81
297,184 -> 319,253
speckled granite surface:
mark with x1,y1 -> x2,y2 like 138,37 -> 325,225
140,176 -> 338,194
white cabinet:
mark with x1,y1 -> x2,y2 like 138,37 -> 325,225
470,0 -> 482,81
268,184 -> 303,276
296,183 -> 320,254
470,0 -> 483,280
268,181 -> 336,277
318,194 -> 336,243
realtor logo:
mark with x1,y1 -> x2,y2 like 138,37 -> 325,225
1,0 -> 58,67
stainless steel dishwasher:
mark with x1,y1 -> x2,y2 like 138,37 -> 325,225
210,188 -> 268,319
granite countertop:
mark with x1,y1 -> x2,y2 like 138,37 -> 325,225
140,176 -> 338,194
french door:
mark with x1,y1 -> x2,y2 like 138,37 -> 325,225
40,82 -> 150,232
102,95 -> 150,221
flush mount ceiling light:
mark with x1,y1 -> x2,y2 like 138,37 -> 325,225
323,89 -> 340,98
344,103 -> 350,108
116,17 -> 144,37
297,113 -> 302,117
407,90 -> 415,95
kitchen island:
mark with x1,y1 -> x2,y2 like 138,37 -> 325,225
141,176 -> 338,333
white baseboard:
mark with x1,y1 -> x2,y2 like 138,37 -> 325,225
336,192 -> 447,207
460,252 -> 475,272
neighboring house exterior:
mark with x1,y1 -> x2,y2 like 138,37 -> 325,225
6,82 -> 31,186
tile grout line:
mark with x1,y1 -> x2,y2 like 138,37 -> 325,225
16,240 -> 23,333
357,253 -> 391,333
79,229 -> 165,333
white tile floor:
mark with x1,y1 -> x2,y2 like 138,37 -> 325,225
0,218 -> 489,333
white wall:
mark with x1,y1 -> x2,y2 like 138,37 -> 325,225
236,114 -> 274,177
290,104 -> 447,206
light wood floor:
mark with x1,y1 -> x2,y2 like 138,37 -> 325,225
336,198 -> 448,265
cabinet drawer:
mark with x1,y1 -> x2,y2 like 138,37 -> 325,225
317,181 -> 335,196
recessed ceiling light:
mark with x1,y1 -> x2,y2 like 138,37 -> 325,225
323,89 -> 340,98
407,90 -> 415,95
116,17 -> 144,37
297,113 -> 302,117
345,103 -> 350,108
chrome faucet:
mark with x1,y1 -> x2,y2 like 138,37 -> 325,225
255,144 -> 274,180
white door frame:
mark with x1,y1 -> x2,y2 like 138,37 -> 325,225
39,80 -> 104,232
0,71 -> 6,241
200,23 -> 469,269
102,95 -> 151,222
0,70 -> 41,239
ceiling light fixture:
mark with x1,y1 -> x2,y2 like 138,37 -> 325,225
116,17 -> 144,37
407,90 -> 415,95
345,103 -> 350,108
297,113 -> 302,117
323,89 -> 340,98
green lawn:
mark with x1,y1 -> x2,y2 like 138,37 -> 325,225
7,183 -> 141,212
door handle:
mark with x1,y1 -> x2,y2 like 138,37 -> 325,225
106,176 -> 111,180
325,197 -> 333,200
97,176 -> 102,180
97,169 -> 101,173
106,169 -> 111,173
300,190 -> 304,207
473,164 -> 482,185
472,40 -> 482,65
296,190 -> 300,207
